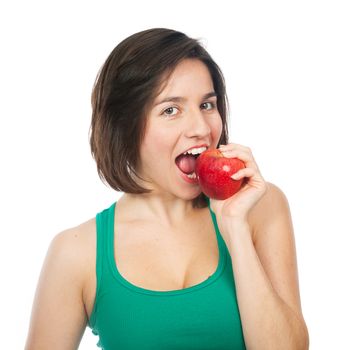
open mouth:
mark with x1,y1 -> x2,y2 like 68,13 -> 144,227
175,145 -> 208,179
175,154 -> 199,179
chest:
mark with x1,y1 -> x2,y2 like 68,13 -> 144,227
114,213 -> 219,291
87,204 -> 247,349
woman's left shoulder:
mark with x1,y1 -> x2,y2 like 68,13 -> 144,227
248,181 -> 292,242
260,181 -> 290,208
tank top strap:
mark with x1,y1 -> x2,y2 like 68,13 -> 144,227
88,202 -> 116,329
205,196 -> 227,250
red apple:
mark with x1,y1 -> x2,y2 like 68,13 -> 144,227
195,149 -> 245,200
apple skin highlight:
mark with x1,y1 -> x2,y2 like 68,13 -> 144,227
195,149 -> 245,200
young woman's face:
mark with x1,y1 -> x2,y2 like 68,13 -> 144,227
137,58 -> 223,200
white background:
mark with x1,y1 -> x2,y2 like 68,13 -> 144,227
1,0 -> 349,349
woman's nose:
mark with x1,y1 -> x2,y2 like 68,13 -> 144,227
184,108 -> 211,139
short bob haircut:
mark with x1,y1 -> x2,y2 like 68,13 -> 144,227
89,28 -> 229,208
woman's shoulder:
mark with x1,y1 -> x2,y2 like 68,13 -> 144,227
51,217 -> 96,253
249,181 -> 291,241
254,181 -> 289,212
26,218 -> 97,347
47,218 -> 97,284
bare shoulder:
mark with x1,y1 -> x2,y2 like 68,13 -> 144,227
52,218 -> 96,259
25,218 -> 97,349
48,217 -> 97,292
249,181 -> 291,240
42,217 -> 97,301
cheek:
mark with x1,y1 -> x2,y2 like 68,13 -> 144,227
143,127 -> 172,152
140,127 -> 172,166
212,114 -> 223,142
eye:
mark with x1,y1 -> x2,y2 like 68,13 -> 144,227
201,101 -> 217,110
162,106 -> 179,117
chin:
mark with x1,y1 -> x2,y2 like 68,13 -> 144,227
173,188 -> 202,201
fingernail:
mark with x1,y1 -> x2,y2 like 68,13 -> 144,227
231,173 -> 240,179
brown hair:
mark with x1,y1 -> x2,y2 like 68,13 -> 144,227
89,28 -> 229,208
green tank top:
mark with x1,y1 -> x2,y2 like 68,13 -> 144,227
88,200 -> 246,349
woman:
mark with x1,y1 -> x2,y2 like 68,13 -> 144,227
25,28 -> 309,349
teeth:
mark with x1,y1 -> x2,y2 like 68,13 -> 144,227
186,172 -> 197,179
183,146 -> 207,156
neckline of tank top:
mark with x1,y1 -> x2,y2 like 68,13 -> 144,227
105,199 -> 228,296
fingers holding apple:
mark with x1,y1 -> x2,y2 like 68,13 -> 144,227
219,143 -> 259,172
196,143 -> 267,221
218,143 -> 265,186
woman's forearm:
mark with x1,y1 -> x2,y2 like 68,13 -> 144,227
226,220 -> 309,350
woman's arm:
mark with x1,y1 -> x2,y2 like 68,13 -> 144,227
25,227 -> 90,350
228,183 -> 309,349
211,143 -> 309,349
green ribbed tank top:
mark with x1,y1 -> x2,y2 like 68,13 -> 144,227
88,199 -> 246,349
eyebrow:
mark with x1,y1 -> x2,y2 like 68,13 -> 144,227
153,91 -> 218,107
